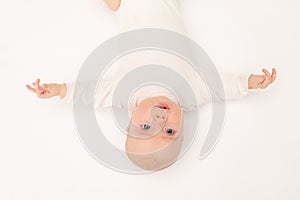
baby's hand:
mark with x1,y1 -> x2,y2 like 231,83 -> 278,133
26,78 -> 66,99
248,68 -> 277,89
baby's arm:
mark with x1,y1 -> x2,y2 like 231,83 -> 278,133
26,78 -> 116,108
221,67 -> 277,100
26,79 -> 66,99
196,68 -> 277,105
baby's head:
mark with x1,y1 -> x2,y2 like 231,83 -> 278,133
125,96 -> 183,171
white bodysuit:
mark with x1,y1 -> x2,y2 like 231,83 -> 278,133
61,0 -> 251,111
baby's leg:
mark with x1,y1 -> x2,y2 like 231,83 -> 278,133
103,0 -> 121,12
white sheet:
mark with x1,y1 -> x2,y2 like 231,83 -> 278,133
1,0 -> 299,199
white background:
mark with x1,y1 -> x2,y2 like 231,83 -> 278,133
0,0 -> 299,199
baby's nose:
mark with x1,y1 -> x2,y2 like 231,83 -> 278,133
150,107 -> 167,122
154,114 -> 166,121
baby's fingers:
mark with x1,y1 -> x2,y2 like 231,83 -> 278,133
36,78 -> 41,86
271,68 -> 277,83
38,90 -> 50,99
26,85 -> 37,94
260,80 -> 270,89
262,68 -> 272,80
33,78 -> 42,89
260,75 -> 274,88
257,75 -> 266,83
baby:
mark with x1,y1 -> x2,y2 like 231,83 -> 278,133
26,0 -> 277,171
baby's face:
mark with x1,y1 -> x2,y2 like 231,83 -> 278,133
130,96 -> 182,140
125,96 -> 183,170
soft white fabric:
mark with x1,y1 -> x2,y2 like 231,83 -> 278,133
115,0 -> 186,34
61,50 -> 251,111
61,0 -> 252,111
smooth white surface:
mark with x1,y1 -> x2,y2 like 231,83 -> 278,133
0,0 -> 299,199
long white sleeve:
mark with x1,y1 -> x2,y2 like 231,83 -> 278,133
220,73 -> 251,99
194,73 -> 252,106
60,79 -> 116,109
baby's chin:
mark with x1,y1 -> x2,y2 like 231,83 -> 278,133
150,95 -> 175,103
146,96 -> 180,109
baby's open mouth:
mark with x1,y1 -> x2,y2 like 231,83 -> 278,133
155,103 -> 170,110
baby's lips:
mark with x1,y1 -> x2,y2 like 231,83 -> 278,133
155,102 -> 170,110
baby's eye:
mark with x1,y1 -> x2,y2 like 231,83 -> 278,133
141,124 -> 151,130
164,128 -> 176,135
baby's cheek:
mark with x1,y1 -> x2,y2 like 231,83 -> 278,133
132,109 -> 151,123
168,112 -> 182,123
160,132 -> 180,144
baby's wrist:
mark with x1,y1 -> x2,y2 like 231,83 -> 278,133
58,83 -> 67,99
248,74 -> 255,89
